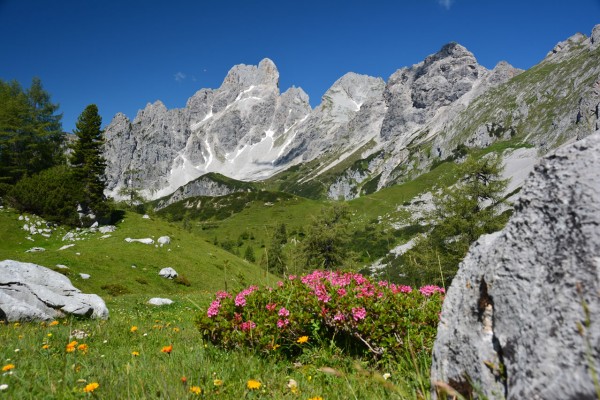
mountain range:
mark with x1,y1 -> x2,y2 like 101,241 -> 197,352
103,25 -> 600,203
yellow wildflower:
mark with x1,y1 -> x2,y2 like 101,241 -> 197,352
77,344 -> 89,353
161,345 -> 173,354
2,364 -> 15,372
130,326 -> 138,333
190,386 -> 202,395
213,379 -> 223,386
42,344 -> 50,350
83,382 -> 99,393
296,336 -> 309,344
131,351 -> 140,356
247,379 -> 261,390
308,397 -> 323,400
49,320 -> 59,327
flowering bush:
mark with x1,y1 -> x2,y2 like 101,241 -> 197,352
196,270 -> 444,363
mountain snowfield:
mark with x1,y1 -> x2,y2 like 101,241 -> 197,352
103,25 -> 600,201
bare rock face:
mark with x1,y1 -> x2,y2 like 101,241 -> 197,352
430,133 -> 600,399
0,260 -> 109,321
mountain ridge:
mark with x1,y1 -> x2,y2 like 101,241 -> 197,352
103,25 -> 600,202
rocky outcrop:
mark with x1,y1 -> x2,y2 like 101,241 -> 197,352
0,260 -> 109,321
104,58 -> 311,199
430,132 -> 600,399
153,174 -> 252,210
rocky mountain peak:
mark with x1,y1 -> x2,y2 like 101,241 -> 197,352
591,24 -> 600,48
321,72 -> 385,115
221,58 -> 279,89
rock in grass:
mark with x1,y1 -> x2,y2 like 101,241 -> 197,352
124,237 -> 154,244
79,273 -> 90,280
431,133 -> 600,399
148,298 -> 173,306
98,225 -> 116,234
0,260 -> 109,321
158,236 -> 171,246
25,247 -> 45,253
158,267 -> 178,279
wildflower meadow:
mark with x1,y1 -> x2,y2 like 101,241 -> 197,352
0,271 -> 445,399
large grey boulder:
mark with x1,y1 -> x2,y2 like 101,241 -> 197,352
0,260 -> 109,321
431,133 -> 600,399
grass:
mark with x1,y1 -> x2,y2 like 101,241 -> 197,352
0,208 -> 276,296
0,294 -> 432,399
0,206 -> 434,399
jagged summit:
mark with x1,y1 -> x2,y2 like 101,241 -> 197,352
103,26 -> 600,202
221,58 -> 279,89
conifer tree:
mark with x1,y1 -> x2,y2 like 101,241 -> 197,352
403,153 -> 509,286
0,78 -> 63,184
70,104 -> 107,220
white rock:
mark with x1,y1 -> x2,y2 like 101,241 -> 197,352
99,234 -> 111,239
124,237 -> 154,245
25,247 -> 45,253
0,260 -> 108,321
62,232 -> 76,241
158,267 -> 178,279
148,298 -> 174,306
158,236 -> 171,246
58,244 -> 75,251
79,273 -> 90,280
18,215 -> 24,221
142,214 -> 150,219
98,225 -> 116,234
91,221 -> 99,228
55,264 -> 69,269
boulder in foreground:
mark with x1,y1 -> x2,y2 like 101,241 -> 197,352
431,133 -> 600,399
0,260 -> 109,321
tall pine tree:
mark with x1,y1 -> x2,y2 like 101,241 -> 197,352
0,78 -> 64,184
70,104 -> 107,221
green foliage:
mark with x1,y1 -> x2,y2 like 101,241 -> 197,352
403,154 -> 509,286
7,165 -> 81,226
173,274 -> 192,287
0,78 -> 64,184
300,203 -> 353,269
70,104 -> 108,222
265,224 -> 287,275
197,270 -> 444,366
243,245 -> 256,262
100,284 -> 131,296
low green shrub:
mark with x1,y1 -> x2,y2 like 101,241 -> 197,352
174,275 -> 191,287
100,284 -> 131,296
197,270 -> 444,364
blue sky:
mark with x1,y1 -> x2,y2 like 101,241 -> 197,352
1,0 -> 598,132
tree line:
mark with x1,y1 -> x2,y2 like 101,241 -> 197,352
0,77 -> 108,226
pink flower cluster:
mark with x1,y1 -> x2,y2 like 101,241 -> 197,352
351,307 -> 367,321
207,300 -> 221,318
277,319 -> 290,328
266,303 -> 277,312
235,285 -> 259,307
390,284 -> 413,294
419,285 -> 445,297
240,321 -> 256,331
278,307 -> 290,317
215,291 -> 231,300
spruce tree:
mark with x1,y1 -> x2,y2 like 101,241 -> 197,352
0,78 -> 63,184
403,153 -> 509,286
70,104 -> 107,221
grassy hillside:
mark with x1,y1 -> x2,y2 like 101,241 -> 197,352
0,208 -> 277,297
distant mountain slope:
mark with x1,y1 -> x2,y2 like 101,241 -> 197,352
103,25 -> 600,202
